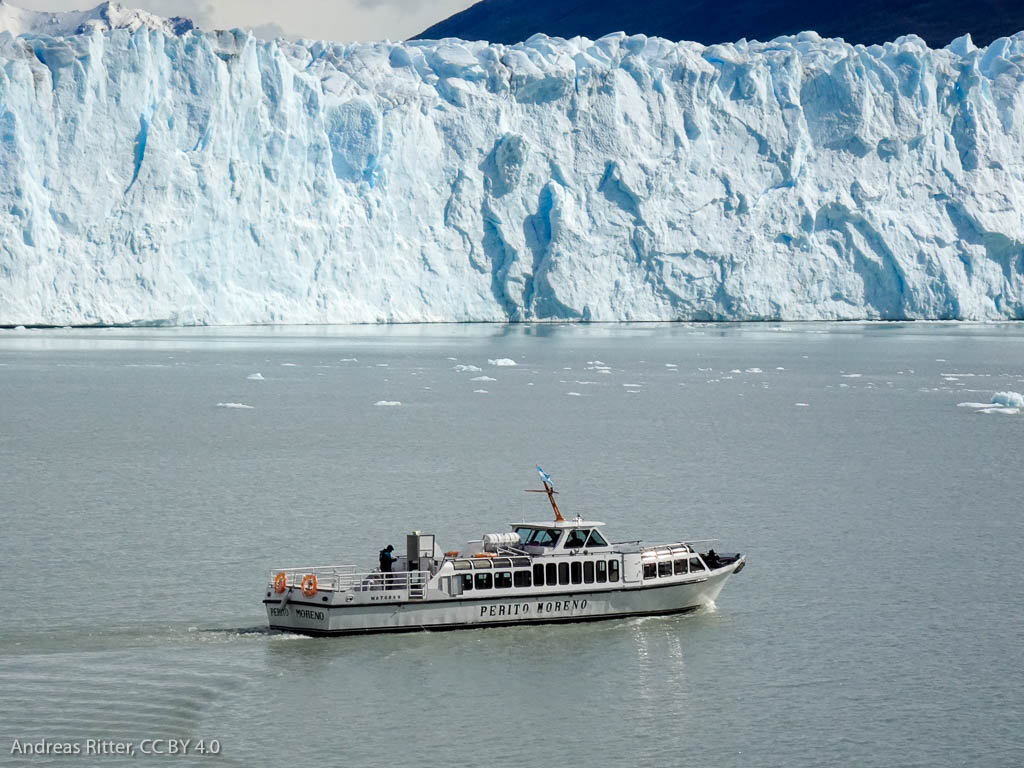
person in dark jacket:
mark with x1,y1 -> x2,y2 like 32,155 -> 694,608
379,544 -> 397,573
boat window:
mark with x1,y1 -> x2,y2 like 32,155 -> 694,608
461,574 -> 473,591
472,559 -> 493,569
475,572 -> 493,590
512,557 -> 531,568
609,560 -> 620,582
514,570 -> 532,588
546,563 -> 557,585
643,563 -> 657,579
558,562 -> 570,585
492,558 -> 513,568
516,527 -> 560,547
585,530 -> 609,547
533,563 -> 545,586
453,560 -> 471,570
583,561 -> 595,583
494,571 -> 512,589
658,562 -> 673,577
563,529 -> 589,548
689,557 -> 707,572
570,561 -> 582,584
596,560 -> 607,583
674,559 -> 688,575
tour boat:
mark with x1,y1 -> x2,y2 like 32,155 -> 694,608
263,468 -> 745,635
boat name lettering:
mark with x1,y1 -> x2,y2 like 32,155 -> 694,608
294,608 -> 325,621
477,599 -> 587,619
269,607 -> 289,617
369,594 -> 402,601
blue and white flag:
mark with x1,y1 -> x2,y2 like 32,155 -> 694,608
537,466 -> 551,485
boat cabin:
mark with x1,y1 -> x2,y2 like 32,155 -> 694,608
511,520 -> 611,551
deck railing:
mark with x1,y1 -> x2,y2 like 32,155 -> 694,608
270,566 -> 430,596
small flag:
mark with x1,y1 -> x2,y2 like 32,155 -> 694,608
537,466 -> 551,485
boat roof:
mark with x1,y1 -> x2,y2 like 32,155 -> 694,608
512,520 -> 606,529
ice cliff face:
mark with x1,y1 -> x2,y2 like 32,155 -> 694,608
1,21 -> 1024,324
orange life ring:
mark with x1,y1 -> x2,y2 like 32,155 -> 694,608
473,553 -> 496,558
301,574 -> 318,597
273,572 -> 287,593
445,550 -> 460,557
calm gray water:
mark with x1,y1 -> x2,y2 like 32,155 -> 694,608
1,323 -> 1023,767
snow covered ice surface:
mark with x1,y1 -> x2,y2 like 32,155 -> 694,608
0,0 -> 192,37
3,9 -> 1024,324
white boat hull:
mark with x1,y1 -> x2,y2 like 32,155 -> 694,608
263,560 -> 742,636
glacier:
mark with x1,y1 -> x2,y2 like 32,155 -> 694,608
2,15 -> 1024,324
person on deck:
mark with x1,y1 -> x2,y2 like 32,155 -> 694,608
379,544 -> 397,573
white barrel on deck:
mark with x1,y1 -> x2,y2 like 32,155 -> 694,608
482,532 -> 521,550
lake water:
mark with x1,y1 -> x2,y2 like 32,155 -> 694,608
1,322 -> 1023,767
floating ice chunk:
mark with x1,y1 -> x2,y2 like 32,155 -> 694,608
247,373 -> 265,381
446,357 -> 457,361
991,391 -> 1024,408
776,367 -> 786,371
623,383 -> 643,387
217,402 -> 254,409
473,389 -> 488,394
566,392 -> 582,396
13,326 -> 26,331
281,363 -> 297,367
698,367 -> 712,372
794,403 -> 810,407
488,358 -> 517,366
745,367 -> 763,373
374,400 -> 402,407
340,358 -> 358,362
936,359 -> 947,362
454,364 -> 481,372
665,363 -> 677,368
471,375 -> 496,381
841,373 -> 862,378
730,369 -> 742,374
375,363 -> 389,367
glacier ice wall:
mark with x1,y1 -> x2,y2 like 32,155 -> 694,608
2,26 -> 1024,324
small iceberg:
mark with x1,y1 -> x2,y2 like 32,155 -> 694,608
247,373 -> 265,381
488,358 -> 517,367
957,391 -> 1023,415
471,375 -> 496,382
217,402 -> 254,409
374,400 -> 402,407
454,364 -> 482,372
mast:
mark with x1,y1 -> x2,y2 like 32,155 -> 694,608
525,466 -> 565,522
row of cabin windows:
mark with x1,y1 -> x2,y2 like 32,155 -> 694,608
642,558 -> 707,579
460,560 -> 621,591
513,527 -> 610,549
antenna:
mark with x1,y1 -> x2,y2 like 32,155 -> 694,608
526,465 -> 564,522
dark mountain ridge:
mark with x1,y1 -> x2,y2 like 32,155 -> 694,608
416,0 -> 1023,48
